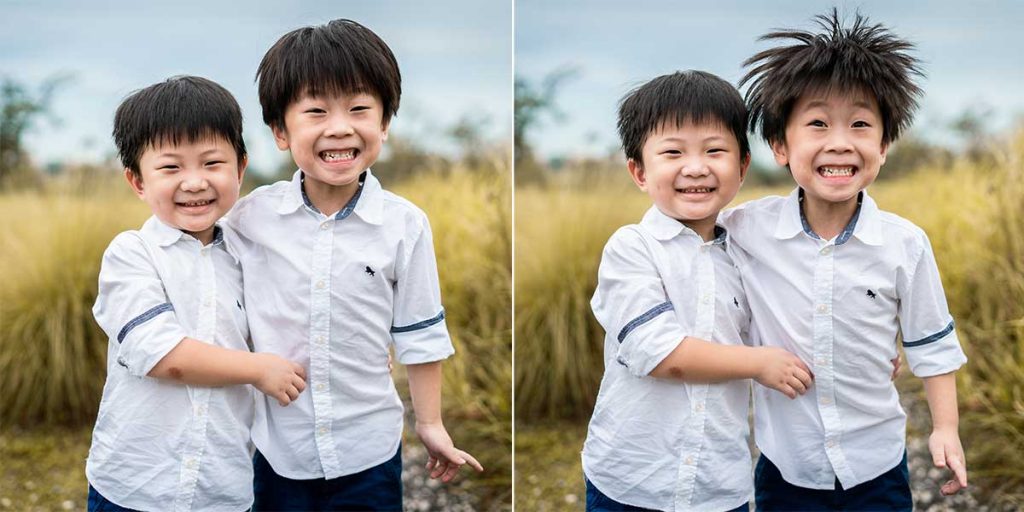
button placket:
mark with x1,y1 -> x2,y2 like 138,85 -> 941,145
308,216 -> 340,475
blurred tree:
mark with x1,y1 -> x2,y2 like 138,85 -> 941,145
514,67 -> 577,186
950,103 -> 996,166
0,75 -> 68,188
881,135 -> 955,180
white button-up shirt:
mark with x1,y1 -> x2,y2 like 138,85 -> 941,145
89,217 -> 254,512
583,206 -> 753,512
720,189 -> 967,490
225,169 -> 453,479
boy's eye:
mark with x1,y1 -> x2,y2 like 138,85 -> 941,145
809,120 -> 827,128
707,148 -> 726,154
158,165 -> 178,171
205,160 -> 226,167
660,149 -> 681,155
304,108 -> 326,114
852,120 -> 871,128
351,105 -> 370,112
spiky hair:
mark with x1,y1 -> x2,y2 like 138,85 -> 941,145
740,8 -> 923,146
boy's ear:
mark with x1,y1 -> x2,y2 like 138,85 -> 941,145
124,168 -> 145,198
271,123 -> 291,151
739,154 -> 751,184
237,155 -> 248,184
627,158 -> 647,191
770,140 -> 790,167
381,120 -> 390,142
879,142 -> 889,166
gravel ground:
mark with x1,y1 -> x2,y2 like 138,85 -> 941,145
401,443 -> 478,512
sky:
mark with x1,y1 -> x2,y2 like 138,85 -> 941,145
0,0 -> 513,174
516,0 -> 1024,163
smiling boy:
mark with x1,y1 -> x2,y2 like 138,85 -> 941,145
720,10 -> 969,510
88,76 -> 307,511
583,70 -> 815,512
225,19 -> 481,511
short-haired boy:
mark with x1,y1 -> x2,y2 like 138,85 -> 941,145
583,70 -> 815,512
89,76 -> 307,511
720,10 -> 969,510
225,19 -> 481,510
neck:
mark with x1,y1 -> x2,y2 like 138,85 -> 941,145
682,218 -> 717,242
802,192 -> 859,241
304,176 -> 360,217
185,227 -> 214,246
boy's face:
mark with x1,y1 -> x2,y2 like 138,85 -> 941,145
628,120 -> 749,235
272,90 -> 389,190
772,89 -> 888,205
126,136 -> 246,244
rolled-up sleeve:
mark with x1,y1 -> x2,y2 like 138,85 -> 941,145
93,233 -> 187,377
591,227 -> 688,377
390,215 -> 454,364
898,234 -> 967,377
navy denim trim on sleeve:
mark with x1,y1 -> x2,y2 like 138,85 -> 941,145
617,301 -> 673,343
117,303 -> 175,344
391,309 -> 446,333
903,320 -> 955,347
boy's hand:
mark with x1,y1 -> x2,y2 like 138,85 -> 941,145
253,353 -> 307,406
929,427 -> 968,495
754,347 -> 814,399
415,421 -> 484,482
891,356 -> 902,381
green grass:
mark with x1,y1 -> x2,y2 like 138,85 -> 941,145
513,421 -> 588,512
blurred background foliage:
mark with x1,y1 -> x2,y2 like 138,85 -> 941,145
514,69 -> 1024,510
0,75 -> 511,510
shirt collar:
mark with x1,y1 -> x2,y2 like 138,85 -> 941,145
774,188 -> 882,246
276,169 -> 384,225
640,206 -> 728,245
139,216 -> 226,248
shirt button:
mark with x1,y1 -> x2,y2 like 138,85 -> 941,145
826,439 -> 836,448
318,427 -> 328,435
694,403 -> 704,412
685,456 -> 695,465
316,335 -> 326,345
203,298 -> 212,307
316,280 -> 326,289
816,358 -> 827,366
817,304 -> 828,314
820,396 -> 831,405
316,383 -> 325,391
702,294 -> 711,304
320,222 -> 330,231
821,246 -> 832,255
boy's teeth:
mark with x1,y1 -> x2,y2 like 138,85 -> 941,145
322,150 -> 355,161
680,187 -> 712,193
182,200 -> 212,207
820,166 -> 854,177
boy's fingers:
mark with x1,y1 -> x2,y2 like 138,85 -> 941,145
779,385 -> 796,399
940,479 -> 963,496
441,462 -> 460,482
459,450 -> 484,472
292,363 -> 306,379
430,461 -> 448,479
294,377 -> 306,393
948,455 -> 968,487
789,377 -> 807,395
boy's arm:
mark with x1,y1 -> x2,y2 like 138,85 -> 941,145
406,361 -> 484,482
923,372 -> 968,495
149,338 -> 307,406
649,337 -> 813,398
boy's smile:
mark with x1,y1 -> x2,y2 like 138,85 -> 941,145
629,121 -> 749,240
772,89 -> 887,210
126,137 -> 246,245
273,91 -> 388,213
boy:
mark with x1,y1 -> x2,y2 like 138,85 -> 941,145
722,10 -> 969,510
89,76 -> 307,511
583,70 -> 816,512
225,19 -> 482,510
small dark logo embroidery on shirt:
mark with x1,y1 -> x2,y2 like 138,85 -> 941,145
236,300 -> 243,310
866,289 -> 877,299
365,266 -> 376,277
733,297 -> 740,308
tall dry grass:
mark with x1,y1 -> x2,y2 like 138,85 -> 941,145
514,132 -> 1024,505
0,166 -> 512,507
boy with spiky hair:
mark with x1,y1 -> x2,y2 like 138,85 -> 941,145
583,70 -> 816,512
721,9 -> 968,510
225,19 -> 481,510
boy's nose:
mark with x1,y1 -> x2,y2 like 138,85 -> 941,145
824,129 -> 855,153
680,160 -> 710,177
324,114 -> 356,137
180,175 -> 210,192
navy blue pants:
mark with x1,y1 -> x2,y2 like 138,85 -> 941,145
87,485 -> 140,512
253,445 -> 403,511
754,452 -> 912,511
585,478 -> 750,512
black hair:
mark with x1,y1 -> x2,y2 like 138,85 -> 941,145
618,70 -> 750,165
113,75 -> 246,177
256,18 -> 401,130
740,8 -> 923,146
